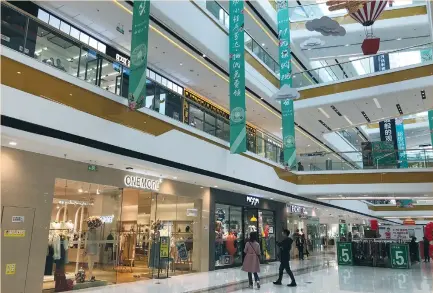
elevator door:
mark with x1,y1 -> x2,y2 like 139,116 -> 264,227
1,206 -> 35,293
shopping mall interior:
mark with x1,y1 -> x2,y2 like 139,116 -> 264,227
1,1 -> 433,293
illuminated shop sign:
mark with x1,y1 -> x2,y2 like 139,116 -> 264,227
288,204 -> 307,215
246,196 -> 259,206
124,175 -> 160,191
116,53 -> 130,67
59,200 -> 93,206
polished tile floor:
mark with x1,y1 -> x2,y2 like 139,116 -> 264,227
73,256 -> 432,293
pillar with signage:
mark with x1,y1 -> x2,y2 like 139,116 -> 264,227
128,0 -> 150,110
276,0 -> 296,168
229,0 -> 247,154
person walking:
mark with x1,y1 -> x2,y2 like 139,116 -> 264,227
424,237 -> 431,263
242,232 -> 261,289
274,229 -> 297,287
302,233 -> 310,258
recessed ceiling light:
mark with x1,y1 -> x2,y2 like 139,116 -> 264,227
17,71 -> 21,74
202,54 -> 206,58
280,127 -> 283,130
173,176 -> 178,179
270,198 -> 274,200
373,98 -> 381,109
214,185 -> 218,188
78,188 -> 83,193
318,107 -> 330,118
396,38 -> 402,41
345,44 -> 350,47
307,144 -> 310,147
9,141 -> 17,146
200,187 -> 204,189
261,43 -> 265,46
69,93 -> 73,96
179,62 -> 183,66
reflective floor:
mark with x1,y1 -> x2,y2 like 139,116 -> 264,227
70,255 -> 432,293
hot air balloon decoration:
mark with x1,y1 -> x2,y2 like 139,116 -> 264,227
326,1 -> 389,55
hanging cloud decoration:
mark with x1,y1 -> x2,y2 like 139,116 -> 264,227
301,38 -> 325,49
305,16 -> 346,36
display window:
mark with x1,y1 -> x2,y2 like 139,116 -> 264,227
43,178 -> 203,292
214,204 -> 276,269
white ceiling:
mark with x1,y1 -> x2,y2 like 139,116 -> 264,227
36,0 -> 433,169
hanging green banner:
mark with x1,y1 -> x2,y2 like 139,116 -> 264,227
276,0 -> 296,168
429,110 -> 433,148
395,118 -> 408,168
229,0 -> 246,154
128,0 -> 151,110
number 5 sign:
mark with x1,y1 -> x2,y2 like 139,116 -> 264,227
390,244 -> 410,269
337,242 -> 353,265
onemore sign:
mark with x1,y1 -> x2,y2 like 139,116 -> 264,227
124,175 -> 160,191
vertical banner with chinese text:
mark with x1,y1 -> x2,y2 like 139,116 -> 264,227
277,0 -> 296,168
128,0 -> 151,110
395,118 -> 408,168
429,110 -> 433,148
229,0 -> 246,154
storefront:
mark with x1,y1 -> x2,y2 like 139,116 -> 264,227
1,148 -> 210,292
209,189 -> 286,270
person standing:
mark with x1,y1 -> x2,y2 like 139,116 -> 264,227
302,233 -> 309,258
424,237 -> 431,263
274,229 -> 297,287
296,230 -> 305,260
242,232 -> 261,289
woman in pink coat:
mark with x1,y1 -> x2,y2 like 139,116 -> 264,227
242,232 -> 261,289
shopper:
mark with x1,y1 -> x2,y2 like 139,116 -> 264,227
242,232 -> 261,289
409,237 -> 419,262
274,229 -> 297,287
424,237 -> 431,263
302,233 -> 310,258
296,230 -> 305,260
297,162 -> 304,171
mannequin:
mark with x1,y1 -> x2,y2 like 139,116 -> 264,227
84,216 -> 102,281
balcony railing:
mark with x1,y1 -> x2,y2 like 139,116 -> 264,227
299,148 -> 433,171
1,2 -> 287,166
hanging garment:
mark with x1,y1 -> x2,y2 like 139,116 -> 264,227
44,245 -> 54,275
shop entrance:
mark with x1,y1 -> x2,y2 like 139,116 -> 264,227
43,179 -> 202,292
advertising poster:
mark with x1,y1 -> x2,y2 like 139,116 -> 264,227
176,241 -> 188,261
378,225 -> 423,240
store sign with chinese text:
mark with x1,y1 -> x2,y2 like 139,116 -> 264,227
228,0 -> 246,154
395,118 -> 408,168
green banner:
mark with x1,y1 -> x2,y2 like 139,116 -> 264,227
372,141 -> 397,167
229,0 -> 246,154
276,0 -> 296,168
390,243 -> 410,269
429,110 -> 433,148
337,242 -> 353,266
128,0 -> 151,110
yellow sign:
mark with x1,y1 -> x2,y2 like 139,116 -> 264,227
6,264 -> 16,275
159,237 -> 169,258
4,230 -> 26,237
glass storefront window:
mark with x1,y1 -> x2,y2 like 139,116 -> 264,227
216,118 -> 229,142
215,204 -> 243,268
189,104 -> 204,131
258,210 -> 276,261
204,112 -> 216,136
165,91 -> 182,121
154,86 -> 167,115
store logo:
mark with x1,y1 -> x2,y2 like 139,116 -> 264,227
283,135 -> 295,148
289,204 -> 306,214
116,53 -> 130,67
246,196 -> 259,206
230,107 -> 245,123
124,175 -> 160,191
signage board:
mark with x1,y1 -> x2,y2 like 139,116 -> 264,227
124,175 -> 160,191
378,225 -> 423,240
288,204 -> 307,215
87,164 -> 98,172
4,230 -> 26,238
337,242 -> 353,266
159,236 -> 169,258
246,196 -> 259,206
12,216 -> 24,223
5,264 -> 16,275
390,244 -> 410,269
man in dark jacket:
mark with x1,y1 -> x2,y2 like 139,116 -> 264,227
274,229 -> 297,287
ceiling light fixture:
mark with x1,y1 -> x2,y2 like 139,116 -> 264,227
330,105 -> 342,116
420,90 -> 426,100
200,187 -> 204,189
173,176 -> 178,179
396,38 -> 402,41
8,141 -> 17,146
372,98 -> 381,109
343,115 -> 353,125
345,44 -> 350,47
261,43 -> 265,46
179,62 -> 183,66
202,54 -> 206,58
78,188 -> 83,193
17,71 -> 21,74
318,107 -> 330,118
214,185 -> 218,188
361,111 -> 370,122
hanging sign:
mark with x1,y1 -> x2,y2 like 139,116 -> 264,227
5,264 -> 16,275
395,118 -> 408,168
229,0 -> 247,154
4,230 -> 26,238
128,0 -> 151,110
373,54 -> 390,72
337,242 -> 353,266
277,0 -> 296,168
429,110 -> 433,148
159,236 -> 169,258
390,244 -> 410,269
